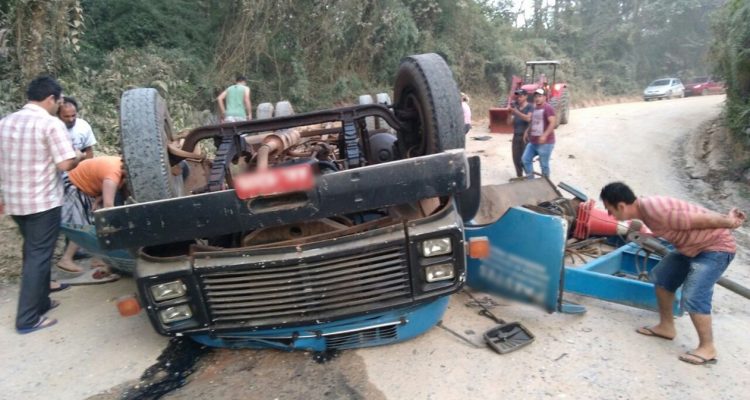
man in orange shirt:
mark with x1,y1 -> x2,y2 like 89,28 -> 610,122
57,156 -> 125,273
600,182 -> 745,365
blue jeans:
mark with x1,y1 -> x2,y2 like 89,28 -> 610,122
649,251 -> 734,314
521,143 -> 554,178
11,207 -> 61,329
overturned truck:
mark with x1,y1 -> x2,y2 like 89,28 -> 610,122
91,53 -> 496,350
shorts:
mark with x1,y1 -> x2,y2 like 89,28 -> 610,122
649,251 -> 734,314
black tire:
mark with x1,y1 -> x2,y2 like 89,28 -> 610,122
393,53 -> 464,157
256,102 -> 274,119
559,89 -> 570,125
549,96 -> 562,128
274,101 -> 294,117
120,88 -> 180,203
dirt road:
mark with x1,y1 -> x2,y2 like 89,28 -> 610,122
1,95 -> 748,399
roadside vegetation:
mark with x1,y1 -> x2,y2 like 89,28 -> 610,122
0,0 -> 743,156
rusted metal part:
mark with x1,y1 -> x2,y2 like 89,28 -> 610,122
472,177 -> 562,226
181,104 -> 405,153
240,218 -> 350,247
256,130 -> 302,171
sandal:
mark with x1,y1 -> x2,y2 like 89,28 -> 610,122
17,316 -> 57,334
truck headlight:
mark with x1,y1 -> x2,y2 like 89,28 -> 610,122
150,280 -> 187,302
425,263 -> 455,282
159,305 -> 193,324
420,237 -> 452,257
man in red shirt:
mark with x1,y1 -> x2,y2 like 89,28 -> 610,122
522,88 -> 556,178
0,76 -> 84,334
600,182 -> 745,365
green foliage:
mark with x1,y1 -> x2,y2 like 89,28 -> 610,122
711,0 -> 750,144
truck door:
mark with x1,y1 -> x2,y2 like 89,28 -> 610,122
464,179 -> 569,313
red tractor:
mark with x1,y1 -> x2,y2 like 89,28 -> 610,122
489,60 -> 571,133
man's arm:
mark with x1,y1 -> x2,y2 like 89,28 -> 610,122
540,114 -> 556,144
82,146 -> 94,159
216,89 -> 228,122
101,179 -> 118,209
688,208 -> 746,230
244,87 -> 252,120
56,149 -> 84,172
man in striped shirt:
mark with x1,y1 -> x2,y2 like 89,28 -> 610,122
600,182 -> 745,365
0,76 -> 84,334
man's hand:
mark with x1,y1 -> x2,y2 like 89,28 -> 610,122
728,208 -> 746,229
538,134 -> 548,144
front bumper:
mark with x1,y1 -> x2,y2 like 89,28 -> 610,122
135,201 -> 466,337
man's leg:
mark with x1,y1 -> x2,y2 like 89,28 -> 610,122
12,207 -> 61,329
521,144 -> 536,178
679,251 -> 733,362
57,241 -> 84,273
638,252 -> 688,339
512,136 -> 525,177
537,143 -> 555,177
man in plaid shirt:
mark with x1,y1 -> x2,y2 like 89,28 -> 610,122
0,76 -> 84,334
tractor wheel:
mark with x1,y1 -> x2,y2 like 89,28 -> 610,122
393,53 -> 464,157
256,102 -> 274,119
559,89 -> 570,125
549,96 -> 562,128
274,101 -> 294,117
120,88 -> 182,203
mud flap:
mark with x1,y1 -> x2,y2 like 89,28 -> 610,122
465,206 -> 567,313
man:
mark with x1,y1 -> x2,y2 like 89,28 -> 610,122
600,182 -> 745,365
57,156 -> 125,273
57,96 -> 96,159
508,89 -> 533,178
217,76 -> 252,122
0,76 -> 83,334
521,88 -> 556,178
461,92 -> 471,134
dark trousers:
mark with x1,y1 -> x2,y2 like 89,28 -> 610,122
512,135 -> 526,177
11,207 -> 60,329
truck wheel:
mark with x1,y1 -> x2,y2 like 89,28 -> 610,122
357,94 -> 377,132
393,53 -> 464,156
120,88 -> 181,203
559,89 -> 570,125
274,101 -> 294,117
256,102 -> 274,119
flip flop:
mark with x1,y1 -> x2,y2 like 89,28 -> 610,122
635,326 -> 674,340
58,267 -> 120,286
679,352 -> 718,365
17,316 -> 57,334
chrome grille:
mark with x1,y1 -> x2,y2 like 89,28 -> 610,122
325,325 -> 399,349
198,246 -> 412,327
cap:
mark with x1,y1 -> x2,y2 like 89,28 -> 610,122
514,88 -> 527,96
534,88 -> 546,95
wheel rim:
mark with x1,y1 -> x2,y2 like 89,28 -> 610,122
400,91 -> 430,156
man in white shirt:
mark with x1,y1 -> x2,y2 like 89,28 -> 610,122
58,97 -> 97,159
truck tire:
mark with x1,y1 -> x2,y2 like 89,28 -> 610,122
274,101 -> 294,117
559,89 -> 570,125
393,53 -> 464,156
120,88 -> 180,203
358,94 -> 377,131
375,92 -> 394,131
256,102 -> 274,119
